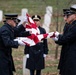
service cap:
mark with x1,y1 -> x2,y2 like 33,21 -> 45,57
31,15 -> 41,21
4,13 -> 18,20
70,4 -> 76,13
63,8 -> 75,16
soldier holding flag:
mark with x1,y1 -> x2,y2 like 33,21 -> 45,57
52,4 -> 76,75
0,13 -> 31,75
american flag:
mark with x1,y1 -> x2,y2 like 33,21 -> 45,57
14,13 -> 55,46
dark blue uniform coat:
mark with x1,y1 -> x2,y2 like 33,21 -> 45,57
25,26 -> 48,70
0,23 -> 30,75
56,20 -> 76,75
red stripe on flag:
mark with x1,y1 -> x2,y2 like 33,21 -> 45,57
50,32 -> 55,38
22,41 -> 30,46
27,34 -> 39,44
41,34 -> 48,40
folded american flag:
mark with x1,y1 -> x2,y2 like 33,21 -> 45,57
14,13 -> 55,46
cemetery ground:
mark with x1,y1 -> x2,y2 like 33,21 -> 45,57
13,39 -> 61,75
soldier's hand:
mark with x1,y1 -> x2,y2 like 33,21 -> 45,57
14,38 -> 25,46
26,54 -> 29,58
43,54 -> 47,58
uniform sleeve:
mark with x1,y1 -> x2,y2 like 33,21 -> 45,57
14,25 -> 31,37
18,31 -> 31,37
42,28 -> 49,54
55,25 -> 76,45
24,45 -> 29,54
43,38 -> 49,54
1,29 -> 19,48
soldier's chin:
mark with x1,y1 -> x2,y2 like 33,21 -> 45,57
13,24 -> 17,27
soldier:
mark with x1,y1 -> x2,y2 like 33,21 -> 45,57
52,5 -> 76,75
24,15 -> 48,75
0,13 -> 31,75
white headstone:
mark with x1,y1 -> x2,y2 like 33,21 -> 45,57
43,6 -> 53,33
21,9 -> 28,16
23,55 -> 30,75
0,10 -> 3,22
18,8 -> 28,25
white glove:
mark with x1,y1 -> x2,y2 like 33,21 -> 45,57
14,38 -> 25,46
18,40 -> 25,46
52,31 -> 59,41
26,54 -> 29,58
47,32 -> 54,38
55,31 -> 59,37
43,54 -> 47,58
52,37 -> 58,41
14,38 -> 18,41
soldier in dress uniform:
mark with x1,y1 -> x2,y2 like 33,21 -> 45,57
0,13 -> 31,75
53,5 -> 76,75
24,15 -> 48,75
